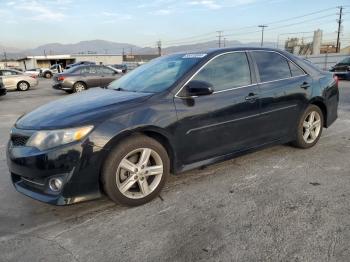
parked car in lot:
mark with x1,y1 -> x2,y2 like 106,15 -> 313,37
41,64 -> 64,79
330,56 -> 350,80
0,78 -> 6,96
0,69 -> 38,91
6,47 -> 338,206
25,68 -> 41,77
52,64 -> 120,93
65,61 -> 95,70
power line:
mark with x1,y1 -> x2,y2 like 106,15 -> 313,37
161,7 -> 339,47
223,6 -> 337,33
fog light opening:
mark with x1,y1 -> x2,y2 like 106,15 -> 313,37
49,178 -> 63,192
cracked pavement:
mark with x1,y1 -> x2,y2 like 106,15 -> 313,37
0,79 -> 349,262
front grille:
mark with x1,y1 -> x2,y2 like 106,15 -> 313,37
11,134 -> 30,146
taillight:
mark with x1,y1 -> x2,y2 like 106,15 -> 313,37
57,76 -> 65,81
30,75 -> 37,79
333,75 -> 339,87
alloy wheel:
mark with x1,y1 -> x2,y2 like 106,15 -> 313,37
74,83 -> 85,92
18,82 -> 29,91
302,111 -> 321,143
116,148 -> 164,199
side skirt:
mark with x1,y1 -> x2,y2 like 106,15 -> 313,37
174,137 -> 292,174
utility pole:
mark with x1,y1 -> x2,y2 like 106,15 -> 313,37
258,25 -> 268,47
217,31 -> 223,48
223,38 -> 226,47
336,6 -> 343,53
157,40 -> 162,56
3,51 -> 7,67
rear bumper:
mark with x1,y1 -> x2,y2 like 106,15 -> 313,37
31,79 -> 39,87
333,72 -> 350,80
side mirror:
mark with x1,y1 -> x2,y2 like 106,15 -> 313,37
185,80 -> 213,97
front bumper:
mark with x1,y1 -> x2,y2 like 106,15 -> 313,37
7,128 -> 103,205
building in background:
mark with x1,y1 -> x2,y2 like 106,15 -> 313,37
285,29 -> 324,55
17,54 -> 123,70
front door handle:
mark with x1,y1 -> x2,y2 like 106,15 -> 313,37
245,92 -> 259,102
300,82 -> 310,89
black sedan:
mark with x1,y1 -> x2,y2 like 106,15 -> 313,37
6,47 -> 339,206
330,56 -> 350,80
0,78 -> 6,96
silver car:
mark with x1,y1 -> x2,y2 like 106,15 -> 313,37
0,69 -> 39,91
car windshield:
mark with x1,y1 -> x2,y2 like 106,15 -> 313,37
108,53 -> 205,93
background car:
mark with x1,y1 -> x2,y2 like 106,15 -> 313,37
52,64 -> 120,93
65,61 -> 95,70
0,78 -> 6,96
330,56 -> 350,80
40,64 -> 64,79
0,69 -> 38,91
25,68 -> 41,77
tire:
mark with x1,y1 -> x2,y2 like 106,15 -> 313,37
73,82 -> 86,93
292,105 -> 324,149
102,135 -> 170,206
17,81 -> 29,91
44,72 -> 52,79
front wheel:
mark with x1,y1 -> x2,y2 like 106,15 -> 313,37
102,135 -> 169,206
292,105 -> 324,148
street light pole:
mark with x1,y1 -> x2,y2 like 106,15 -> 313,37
258,25 -> 268,47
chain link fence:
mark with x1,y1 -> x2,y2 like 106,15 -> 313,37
302,53 -> 348,70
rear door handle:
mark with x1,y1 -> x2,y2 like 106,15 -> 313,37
300,82 -> 310,89
245,92 -> 259,102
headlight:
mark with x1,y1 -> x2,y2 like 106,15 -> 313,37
26,126 -> 94,151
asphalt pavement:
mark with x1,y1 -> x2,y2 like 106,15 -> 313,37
0,79 -> 350,262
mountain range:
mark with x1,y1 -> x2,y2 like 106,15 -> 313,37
1,39 -> 276,59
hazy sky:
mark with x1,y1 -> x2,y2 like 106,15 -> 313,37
0,0 -> 349,49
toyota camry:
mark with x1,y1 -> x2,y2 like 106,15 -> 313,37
6,47 -> 339,206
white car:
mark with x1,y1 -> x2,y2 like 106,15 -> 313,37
25,68 -> 41,77
41,64 -> 64,79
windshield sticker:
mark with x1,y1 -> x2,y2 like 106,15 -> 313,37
182,54 -> 207,59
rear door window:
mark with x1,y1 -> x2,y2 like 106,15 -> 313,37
252,51 -> 291,82
101,67 -> 115,75
192,52 -> 252,92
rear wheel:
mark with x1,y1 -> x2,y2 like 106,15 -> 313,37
44,72 -> 52,79
102,135 -> 169,206
73,82 -> 86,93
17,81 -> 29,91
292,105 -> 323,148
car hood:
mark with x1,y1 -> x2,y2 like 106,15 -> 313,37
16,88 -> 152,130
